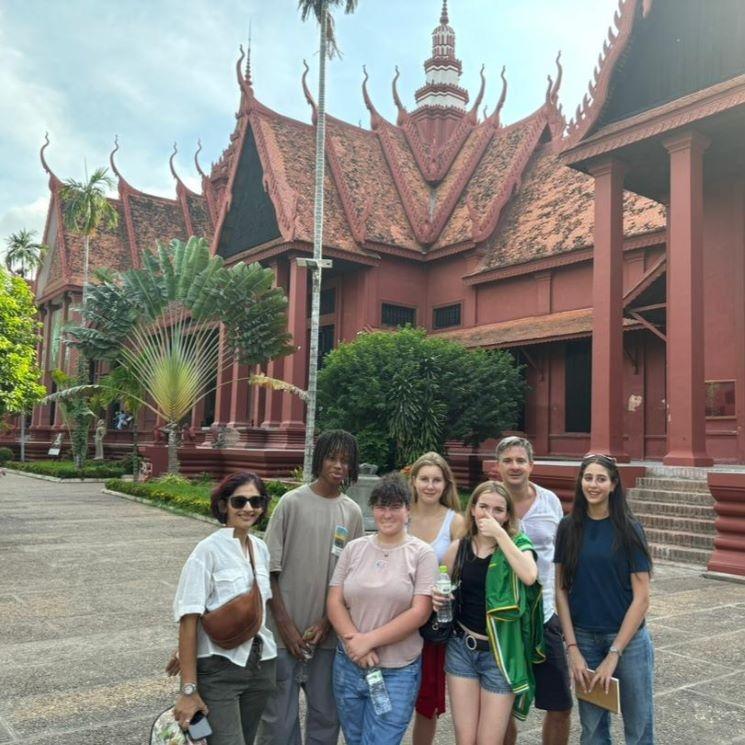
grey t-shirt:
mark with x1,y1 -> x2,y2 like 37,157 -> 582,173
264,483 -> 364,650
520,483 -> 564,622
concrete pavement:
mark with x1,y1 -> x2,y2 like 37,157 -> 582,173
1,472 -> 744,744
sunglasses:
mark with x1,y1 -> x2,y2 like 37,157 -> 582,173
582,453 -> 617,465
229,495 -> 265,510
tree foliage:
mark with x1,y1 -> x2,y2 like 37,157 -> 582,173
317,327 -> 525,470
49,237 -> 293,472
0,267 -> 45,417
4,229 -> 45,279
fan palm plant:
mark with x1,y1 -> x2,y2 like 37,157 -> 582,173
44,237 -> 293,473
4,229 -> 45,279
298,0 -> 359,481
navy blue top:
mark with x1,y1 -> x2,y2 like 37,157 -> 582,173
553,516 -> 651,633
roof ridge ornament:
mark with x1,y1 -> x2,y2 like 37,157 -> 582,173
362,65 -> 383,129
467,64 -> 486,123
40,132 -> 60,183
392,66 -> 408,125
440,0 -> 449,25
301,59 -> 318,125
245,20 -> 253,86
194,139 -> 208,180
109,135 -> 123,180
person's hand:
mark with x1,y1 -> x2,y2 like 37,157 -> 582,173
358,650 -> 380,669
343,632 -> 374,663
477,513 -> 507,541
173,692 -> 208,730
165,649 -> 180,677
589,652 -> 620,693
568,646 -> 592,693
304,618 -> 331,646
431,588 -> 451,612
277,617 -> 310,660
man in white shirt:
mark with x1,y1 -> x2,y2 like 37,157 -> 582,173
497,436 -> 572,745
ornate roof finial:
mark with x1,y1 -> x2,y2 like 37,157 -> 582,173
392,66 -> 407,125
169,142 -> 181,183
301,59 -> 318,124
39,132 -> 59,181
467,64 -> 486,122
194,139 -> 208,180
495,65 -> 508,118
235,45 -> 246,89
362,65 -> 383,129
440,0 -> 449,24
245,20 -> 253,85
550,51 -> 563,102
109,135 -> 123,179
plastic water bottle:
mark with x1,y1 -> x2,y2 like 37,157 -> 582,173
436,565 -> 453,624
365,667 -> 392,715
296,630 -> 316,684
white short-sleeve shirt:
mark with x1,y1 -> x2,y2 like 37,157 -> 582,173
520,484 -> 564,622
173,528 -> 276,664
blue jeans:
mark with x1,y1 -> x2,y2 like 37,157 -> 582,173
575,626 -> 655,745
332,648 -> 421,745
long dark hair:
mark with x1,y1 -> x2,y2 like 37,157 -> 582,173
560,455 -> 652,590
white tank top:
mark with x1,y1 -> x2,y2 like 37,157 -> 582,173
430,509 -> 456,564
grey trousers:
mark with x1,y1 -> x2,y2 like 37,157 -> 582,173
196,650 -> 277,745
255,648 -> 339,745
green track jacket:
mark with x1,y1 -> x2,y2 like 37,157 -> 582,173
485,532 -> 546,720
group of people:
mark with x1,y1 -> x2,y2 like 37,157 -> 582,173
168,430 -> 654,745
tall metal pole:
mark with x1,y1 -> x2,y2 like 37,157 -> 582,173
302,1 -> 330,481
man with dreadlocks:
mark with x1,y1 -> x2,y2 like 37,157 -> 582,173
257,429 -> 364,745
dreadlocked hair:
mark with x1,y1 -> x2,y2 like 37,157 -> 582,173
312,429 -> 360,485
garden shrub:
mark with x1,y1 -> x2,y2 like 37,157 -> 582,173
0,447 -> 14,464
317,327 -> 524,471
105,477 -> 296,530
9,459 -> 126,479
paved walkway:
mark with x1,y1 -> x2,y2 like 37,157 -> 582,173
1,472 -> 744,744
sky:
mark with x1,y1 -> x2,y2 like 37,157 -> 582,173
0,0 -> 621,258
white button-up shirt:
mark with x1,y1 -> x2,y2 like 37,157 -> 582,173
173,528 -> 276,664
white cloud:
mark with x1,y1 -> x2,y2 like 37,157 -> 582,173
0,196 -> 49,259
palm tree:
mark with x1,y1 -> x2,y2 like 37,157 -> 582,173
5,229 -> 45,279
59,166 -> 119,466
46,237 -> 293,473
60,167 -> 119,308
298,0 -> 359,481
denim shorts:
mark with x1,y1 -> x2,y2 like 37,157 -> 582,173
445,634 -> 512,694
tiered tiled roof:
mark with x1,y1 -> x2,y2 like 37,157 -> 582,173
36,0 -> 665,302
479,144 -> 665,271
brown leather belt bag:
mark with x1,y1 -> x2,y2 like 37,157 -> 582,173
201,537 -> 263,649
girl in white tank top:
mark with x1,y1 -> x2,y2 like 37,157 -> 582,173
407,452 -> 464,745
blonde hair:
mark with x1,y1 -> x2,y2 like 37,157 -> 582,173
409,452 -> 461,512
461,481 -> 520,539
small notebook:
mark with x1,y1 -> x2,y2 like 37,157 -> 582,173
575,672 -> 621,714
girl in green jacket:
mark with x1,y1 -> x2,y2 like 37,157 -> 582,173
438,482 -> 538,745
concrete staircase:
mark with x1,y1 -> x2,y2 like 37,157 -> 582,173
628,472 -> 716,566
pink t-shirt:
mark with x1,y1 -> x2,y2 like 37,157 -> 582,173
330,534 -> 438,668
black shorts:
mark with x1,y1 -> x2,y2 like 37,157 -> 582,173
534,614 -> 573,712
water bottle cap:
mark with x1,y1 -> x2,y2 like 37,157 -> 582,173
439,565 -> 448,573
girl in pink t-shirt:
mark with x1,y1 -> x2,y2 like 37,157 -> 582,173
327,472 -> 438,745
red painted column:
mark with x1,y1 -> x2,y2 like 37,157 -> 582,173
228,362 -> 251,430
213,325 -> 232,426
281,259 -> 309,428
588,157 -> 628,461
261,260 -> 288,428
663,131 -> 713,466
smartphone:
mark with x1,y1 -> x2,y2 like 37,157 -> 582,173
188,711 -> 213,740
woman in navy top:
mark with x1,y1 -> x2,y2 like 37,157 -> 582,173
554,454 -> 654,745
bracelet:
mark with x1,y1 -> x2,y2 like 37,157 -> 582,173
566,643 -> 578,649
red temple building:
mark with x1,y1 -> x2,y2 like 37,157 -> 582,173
8,0 -> 745,571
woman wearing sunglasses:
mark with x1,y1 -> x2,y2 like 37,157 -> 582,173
554,454 -> 654,745
173,471 -> 276,745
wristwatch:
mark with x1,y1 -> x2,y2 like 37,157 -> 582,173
181,683 -> 198,695
609,645 -> 623,657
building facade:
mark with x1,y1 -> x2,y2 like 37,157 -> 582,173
10,0 -> 745,481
